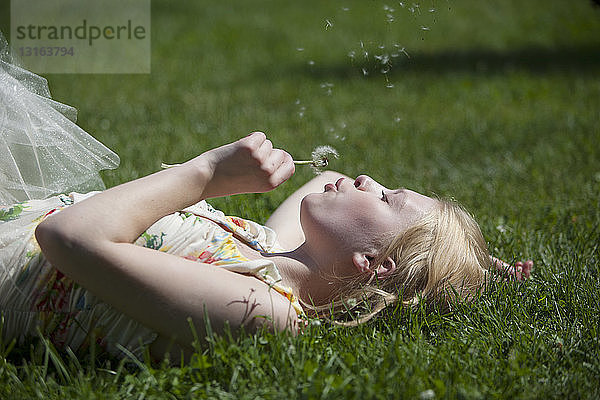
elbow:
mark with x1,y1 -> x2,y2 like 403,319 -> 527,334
249,296 -> 300,336
35,216 -> 65,264
35,216 -> 60,254
34,214 -> 79,272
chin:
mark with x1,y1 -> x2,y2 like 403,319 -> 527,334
299,195 -> 327,235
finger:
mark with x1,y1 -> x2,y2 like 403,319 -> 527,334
261,148 -> 286,180
243,131 -> 267,148
255,138 -> 274,162
267,150 -> 295,188
491,256 -> 509,269
522,260 -> 533,278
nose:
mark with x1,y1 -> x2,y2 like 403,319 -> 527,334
354,175 -> 386,194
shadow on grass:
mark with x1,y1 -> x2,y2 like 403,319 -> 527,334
293,44 -> 600,80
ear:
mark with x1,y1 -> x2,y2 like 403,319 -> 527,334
374,257 -> 396,278
352,252 -> 373,274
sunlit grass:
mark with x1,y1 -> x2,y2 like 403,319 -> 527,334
1,0 -> 599,398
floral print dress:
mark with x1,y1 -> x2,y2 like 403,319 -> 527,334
0,192 -> 302,358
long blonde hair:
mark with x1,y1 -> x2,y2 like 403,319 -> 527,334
308,199 -> 491,326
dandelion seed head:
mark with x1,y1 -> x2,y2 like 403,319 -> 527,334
311,145 -> 339,167
307,145 -> 339,174
294,146 -> 340,174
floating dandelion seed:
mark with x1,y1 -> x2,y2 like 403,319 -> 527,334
294,145 -> 339,174
320,82 -> 334,96
394,44 -> 410,58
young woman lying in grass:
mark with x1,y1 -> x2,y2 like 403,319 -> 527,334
1,132 -> 531,362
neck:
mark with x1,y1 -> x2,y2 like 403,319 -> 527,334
262,242 -> 341,308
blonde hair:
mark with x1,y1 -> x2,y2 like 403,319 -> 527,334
309,199 -> 491,326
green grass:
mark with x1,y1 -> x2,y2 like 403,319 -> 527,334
1,0 -> 600,398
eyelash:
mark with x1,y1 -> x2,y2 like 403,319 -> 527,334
381,190 -> 388,203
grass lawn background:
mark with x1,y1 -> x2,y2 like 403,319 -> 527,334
1,0 -> 599,398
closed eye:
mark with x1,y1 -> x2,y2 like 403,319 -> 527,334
381,190 -> 389,203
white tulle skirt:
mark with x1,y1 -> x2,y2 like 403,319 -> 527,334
0,32 -> 119,205
0,32 -> 138,356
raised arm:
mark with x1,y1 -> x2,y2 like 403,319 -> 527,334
266,170 -> 350,250
35,133 -> 296,353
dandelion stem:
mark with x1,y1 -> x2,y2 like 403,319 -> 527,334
293,160 -> 324,166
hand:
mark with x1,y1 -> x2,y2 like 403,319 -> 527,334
491,256 -> 533,281
187,132 -> 295,198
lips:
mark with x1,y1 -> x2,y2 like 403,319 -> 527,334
324,177 -> 346,192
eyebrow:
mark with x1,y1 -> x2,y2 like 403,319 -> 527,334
391,189 -> 408,210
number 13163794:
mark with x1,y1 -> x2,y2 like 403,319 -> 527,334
18,47 -> 75,57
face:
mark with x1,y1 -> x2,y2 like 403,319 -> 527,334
300,175 -> 438,255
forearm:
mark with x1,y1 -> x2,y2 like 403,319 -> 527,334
36,132 -> 294,270
37,162 -> 210,245
32,134 -> 298,352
